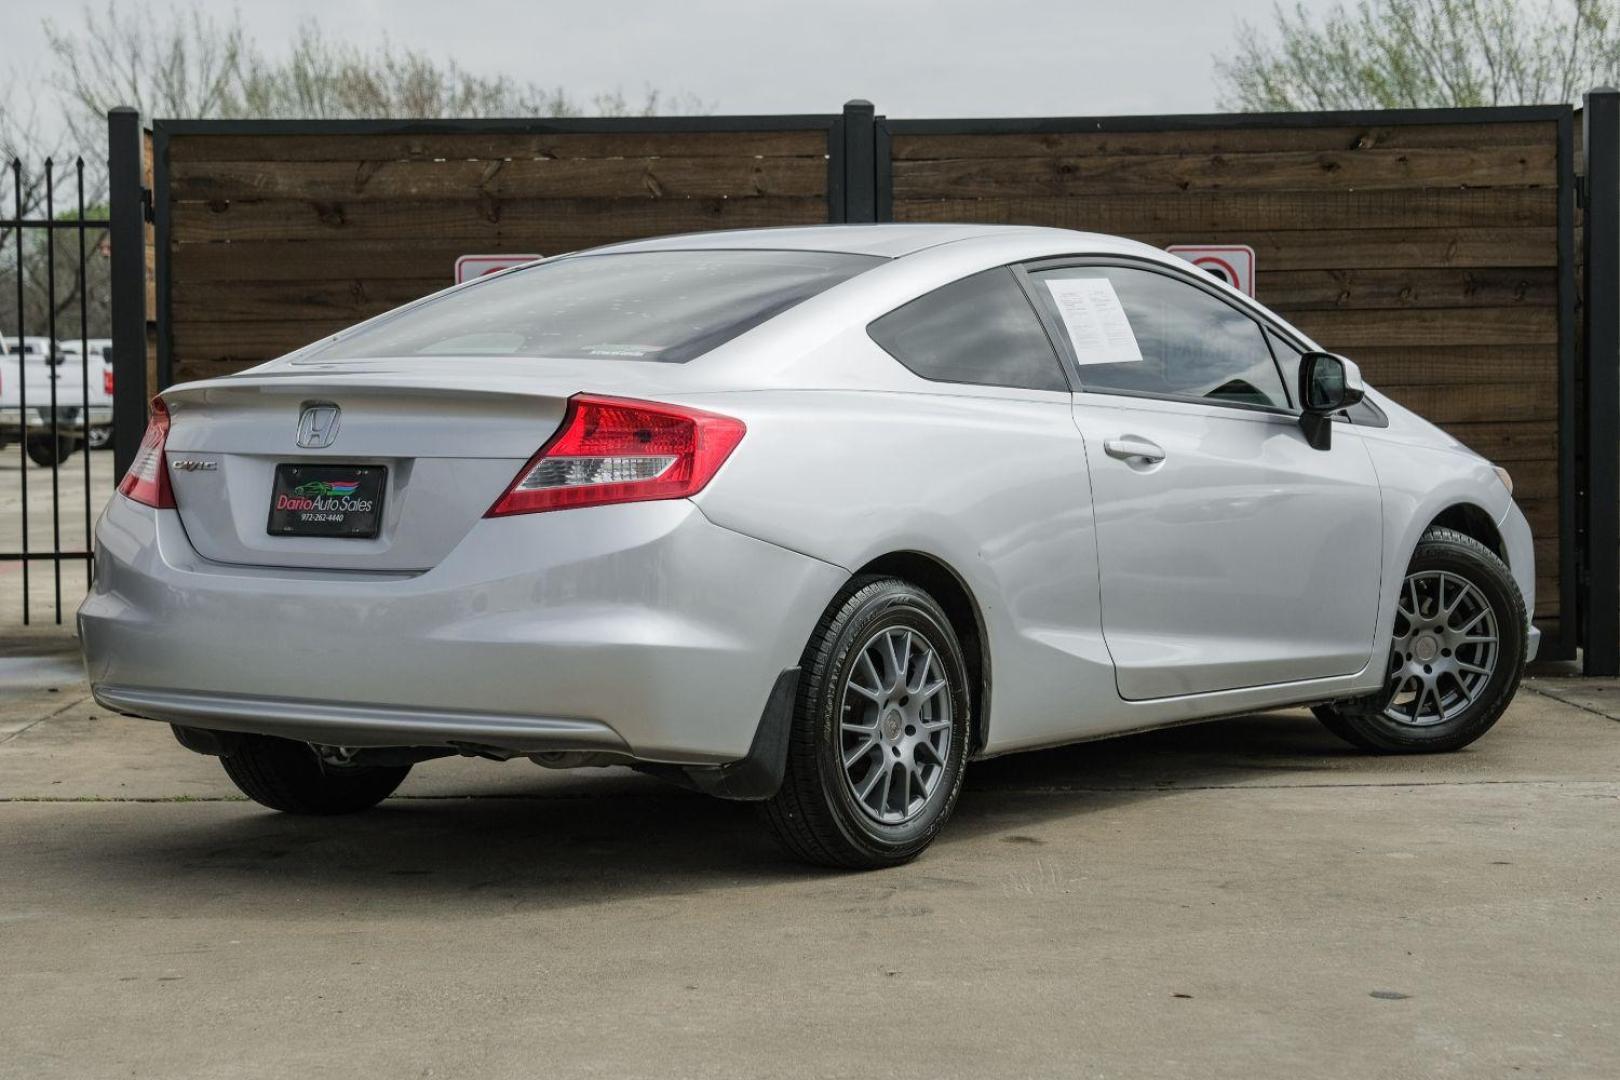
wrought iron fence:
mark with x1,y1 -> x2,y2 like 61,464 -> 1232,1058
2,155 -> 113,625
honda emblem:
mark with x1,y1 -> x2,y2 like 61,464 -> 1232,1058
296,403 -> 341,449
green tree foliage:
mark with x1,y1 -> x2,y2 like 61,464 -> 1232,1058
1217,0 -> 1620,110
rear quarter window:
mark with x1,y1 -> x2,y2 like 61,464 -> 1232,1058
867,268 -> 1069,392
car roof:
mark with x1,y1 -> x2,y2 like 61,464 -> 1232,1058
587,223 -> 1168,261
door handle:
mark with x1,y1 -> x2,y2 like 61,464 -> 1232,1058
1103,436 -> 1166,464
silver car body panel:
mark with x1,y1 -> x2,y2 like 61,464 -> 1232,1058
82,497 -> 845,763
80,224 -> 1538,764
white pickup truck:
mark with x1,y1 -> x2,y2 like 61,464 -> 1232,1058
1,335 -> 111,466
56,337 -> 117,450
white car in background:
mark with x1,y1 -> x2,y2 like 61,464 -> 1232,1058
1,335 -> 107,464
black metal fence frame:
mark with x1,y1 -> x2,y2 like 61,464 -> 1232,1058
3,153 -> 110,624
104,98 -> 1618,669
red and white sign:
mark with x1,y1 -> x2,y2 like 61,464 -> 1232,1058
1166,245 -> 1256,297
455,254 -> 541,284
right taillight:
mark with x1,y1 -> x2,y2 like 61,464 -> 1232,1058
118,397 -> 176,509
486,394 -> 745,517
103,367 -> 114,396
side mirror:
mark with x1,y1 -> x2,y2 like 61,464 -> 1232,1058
1297,352 -> 1365,450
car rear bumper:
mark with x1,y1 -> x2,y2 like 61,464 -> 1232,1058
79,495 -> 845,764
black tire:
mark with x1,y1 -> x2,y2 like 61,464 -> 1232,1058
1314,526 -> 1527,753
221,734 -> 411,814
87,426 -> 112,450
25,434 -> 76,467
763,576 -> 972,869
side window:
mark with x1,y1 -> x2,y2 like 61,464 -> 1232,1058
1030,266 -> 1289,409
868,268 -> 1069,393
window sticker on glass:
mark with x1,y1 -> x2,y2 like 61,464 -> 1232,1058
1043,277 -> 1144,366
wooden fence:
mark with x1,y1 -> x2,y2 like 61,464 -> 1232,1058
883,108 -> 1572,642
152,118 -> 845,384
135,102 -> 1580,655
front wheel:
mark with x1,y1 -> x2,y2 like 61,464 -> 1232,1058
1315,527 -> 1527,753
221,734 -> 411,814
763,577 -> 972,869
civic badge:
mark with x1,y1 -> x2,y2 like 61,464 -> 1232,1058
296,403 -> 341,449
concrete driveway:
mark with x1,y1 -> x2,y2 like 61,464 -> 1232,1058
0,449 -> 116,626
1,630 -> 1616,1079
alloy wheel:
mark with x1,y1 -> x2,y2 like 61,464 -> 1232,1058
1383,570 -> 1500,727
840,626 -> 953,825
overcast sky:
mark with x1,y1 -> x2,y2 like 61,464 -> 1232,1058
1,0 -> 1348,122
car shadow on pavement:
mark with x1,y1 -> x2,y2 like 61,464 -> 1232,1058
35,710 -> 1379,909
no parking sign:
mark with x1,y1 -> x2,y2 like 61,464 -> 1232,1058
1166,245 -> 1256,297
454,254 -> 541,284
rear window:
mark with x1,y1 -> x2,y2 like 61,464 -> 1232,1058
299,249 -> 882,365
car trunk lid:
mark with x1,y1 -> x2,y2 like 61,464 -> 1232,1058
157,359 -> 639,571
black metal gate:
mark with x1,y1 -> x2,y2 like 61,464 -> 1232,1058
2,155 -> 113,625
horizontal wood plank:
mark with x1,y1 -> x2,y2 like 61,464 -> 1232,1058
173,320 -> 353,366
168,130 -> 830,163
170,195 -> 829,244
171,357 -> 277,383
1436,420 -> 1558,462
172,277 -> 445,321
1518,497 -> 1558,537
889,122 -> 1559,159
891,189 -> 1555,232
171,239 -> 557,282
894,146 -> 1556,198
1287,306 -> 1558,347
1257,268 -> 1557,310
1128,229 -> 1560,270
171,156 -> 826,202
1348,346 -> 1557,386
1380,381 -> 1556,423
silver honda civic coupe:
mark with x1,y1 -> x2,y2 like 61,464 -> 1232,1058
80,224 -> 1536,868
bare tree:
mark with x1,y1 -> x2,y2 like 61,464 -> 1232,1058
43,2 -> 246,145
44,2 -> 707,130
2,78 -> 109,342
1217,0 -> 1620,110
15,1 -> 703,343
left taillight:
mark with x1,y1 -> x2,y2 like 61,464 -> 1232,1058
118,397 -> 176,509
486,394 -> 746,517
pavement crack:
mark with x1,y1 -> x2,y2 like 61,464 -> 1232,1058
0,693 -> 92,747
2,780 -> 1616,804
973,778 -> 1620,794
1523,682 -> 1620,723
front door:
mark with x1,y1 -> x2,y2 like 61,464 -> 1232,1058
1025,262 -> 1384,700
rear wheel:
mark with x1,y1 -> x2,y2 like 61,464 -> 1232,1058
763,577 -> 971,869
221,734 -> 411,814
1314,527 -> 1527,753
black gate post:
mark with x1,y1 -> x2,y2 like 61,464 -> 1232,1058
1582,87 -> 1620,675
107,106 -> 147,478
841,100 -> 877,224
